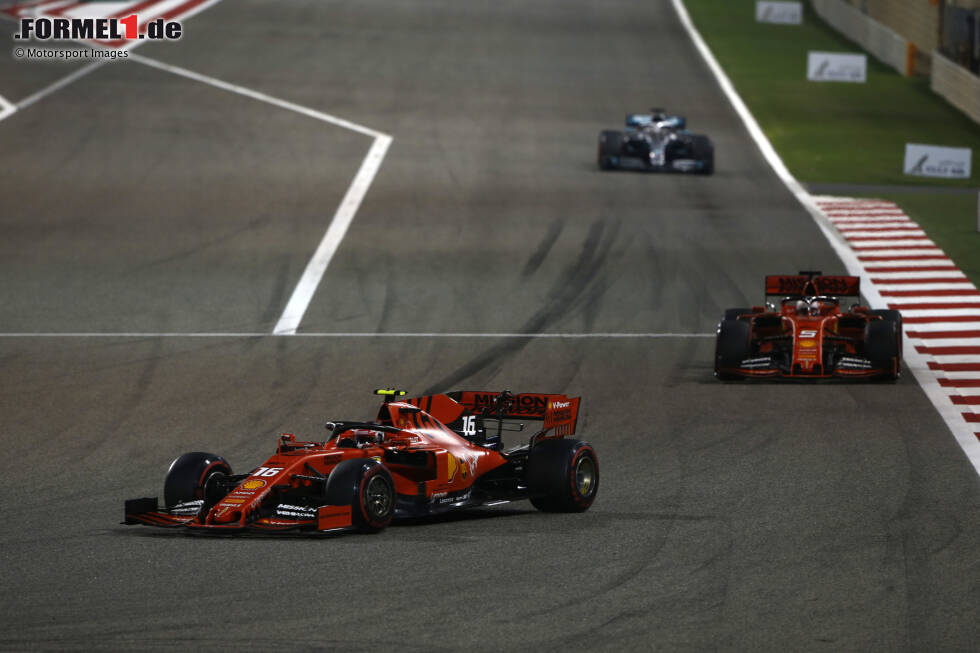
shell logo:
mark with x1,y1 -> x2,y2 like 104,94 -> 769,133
799,340 -> 816,348
241,479 -> 266,490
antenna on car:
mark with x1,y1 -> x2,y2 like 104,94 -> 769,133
798,270 -> 822,279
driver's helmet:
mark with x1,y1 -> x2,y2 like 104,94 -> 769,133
795,300 -> 808,315
809,299 -> 822,316
354,429 -> 385,446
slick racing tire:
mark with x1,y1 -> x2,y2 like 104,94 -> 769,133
163,452 -> 232,508
865,319 -> 900,381
690,134 -> 714,175
870,309 -> 903,356
715,318 -> 751,380
598,130 -> 622,170
324,459 -> 396,533
527,439 -> 599,512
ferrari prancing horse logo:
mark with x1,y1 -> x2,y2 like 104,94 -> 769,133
447,454 -> 469,482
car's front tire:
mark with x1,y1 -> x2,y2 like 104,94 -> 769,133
598,130 -> 622,170
869,309 -> 903,357
163,452 -> 232,508
715,318 -> 751,380
324,459 -> 396,532
865,319 -> 900,381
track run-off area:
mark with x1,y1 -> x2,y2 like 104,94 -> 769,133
0,1 -> 977,650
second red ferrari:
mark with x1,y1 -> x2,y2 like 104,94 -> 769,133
715,271 -> 902,380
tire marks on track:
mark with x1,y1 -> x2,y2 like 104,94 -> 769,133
423,219 -> 620,394
521,218 -> 564,278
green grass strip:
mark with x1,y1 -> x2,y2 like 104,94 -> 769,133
684,0 -> 980,187
684,0 -> 980,286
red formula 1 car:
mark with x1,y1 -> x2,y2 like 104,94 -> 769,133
715,271 -> 902,380
124,389 -> 598,534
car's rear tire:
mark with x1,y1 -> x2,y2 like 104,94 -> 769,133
527,439 -> 599,512
324,459 -> 396,532
598,130 -> 622,170
715,318 -> 751,380
163,452 -> 232,508
865,319 -> 900,381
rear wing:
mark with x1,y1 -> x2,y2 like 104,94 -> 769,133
626,114 -> 654,128
765,274 -> 860,298
625,113 -> 685,129
447,391 -> 581,437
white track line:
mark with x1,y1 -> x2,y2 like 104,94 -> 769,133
125,53 -> 393,335
273,134 -> 391,335
3,47 -> 391,336
840,230 -> 925,237
856,249 -> 945,257
8,60 -> 108,115
0,92 -> 15,121
0,332 -> 716,339
670,0 -> 805,196
5,41 -> 391,336
864,261 -> 955,269
875,283 -> 976,291
128,54 -> 386,138
0,0 -> 227,117
3,7 -> 388,335
672,0 -> 980,474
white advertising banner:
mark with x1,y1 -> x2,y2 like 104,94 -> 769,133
904,143 -> 972,179
806,51 -> 867,82
756,1 -> 803,25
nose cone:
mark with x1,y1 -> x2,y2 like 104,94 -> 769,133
210,506 -> 243,524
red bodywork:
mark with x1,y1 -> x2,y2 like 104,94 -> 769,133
715,274 -> 902,380
125,391 -> 581,532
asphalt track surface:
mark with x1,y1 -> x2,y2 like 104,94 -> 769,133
1,1 -> 978,650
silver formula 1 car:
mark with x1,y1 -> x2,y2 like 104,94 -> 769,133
598,109 -> 714,174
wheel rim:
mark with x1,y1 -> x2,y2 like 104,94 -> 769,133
364,474 -> 393,519
574,454 -> 596,498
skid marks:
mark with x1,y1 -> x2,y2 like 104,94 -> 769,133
423,219 -> 620,394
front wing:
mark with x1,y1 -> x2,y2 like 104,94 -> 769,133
123,497 -> 355,533
607,155 -> 709,173
717,355 -> 896,379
